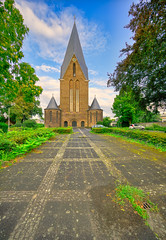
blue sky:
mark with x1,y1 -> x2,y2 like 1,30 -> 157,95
15,0 -> 138,117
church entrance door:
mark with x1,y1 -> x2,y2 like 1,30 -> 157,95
72,121 -> 77,127
81,121 -> 85,127
64,121 -> 68,127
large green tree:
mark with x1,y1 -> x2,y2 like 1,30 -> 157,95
107,0 -> 166,112
0,0 -> 43,121
112,89 -> 161,125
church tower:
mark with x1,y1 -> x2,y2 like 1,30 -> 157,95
59,21 -> 89,127
45,21 -> 103,127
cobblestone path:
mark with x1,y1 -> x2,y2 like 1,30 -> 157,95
0,128 -> 165,239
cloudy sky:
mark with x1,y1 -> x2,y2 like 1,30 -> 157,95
14,0 -> 138,117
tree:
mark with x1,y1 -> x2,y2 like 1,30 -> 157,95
112,90 -> 136,125
10,63 -> 43,122
107,0 -> 166,112
0,0 -> 29,105
112,89 -> 161,125
0,0 -> 43,122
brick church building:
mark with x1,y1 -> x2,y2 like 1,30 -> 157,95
44,22 -> 103,128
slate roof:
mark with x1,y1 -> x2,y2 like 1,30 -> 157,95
60,22 -> 88,80
90,97 -> 101,110
46,96 -> 59,109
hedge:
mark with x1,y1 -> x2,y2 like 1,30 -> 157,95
52,127 -> 73,134
92,127 -> 166,146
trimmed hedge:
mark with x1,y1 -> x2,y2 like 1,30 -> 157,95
52,127 -> 73,134
92,127 -> 166,146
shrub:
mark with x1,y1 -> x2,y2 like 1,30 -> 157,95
13,122 -> 22,127
52,127 -> 73,134
36,123 -> 44,128
0,122 -> 8,133
23,119 -> 37,128
0,138 -> 16,151
92,127 -> 166,146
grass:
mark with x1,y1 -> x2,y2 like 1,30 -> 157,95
107,184 -> 158,221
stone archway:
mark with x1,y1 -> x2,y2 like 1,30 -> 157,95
81,121 -> 85,127
64,121 -> 68,127
72,121 -> 77,127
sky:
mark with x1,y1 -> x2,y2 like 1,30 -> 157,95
14,0 -> 139,118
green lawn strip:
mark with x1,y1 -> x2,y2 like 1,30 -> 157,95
91,128 -> 166,152
109,184 -> 158,221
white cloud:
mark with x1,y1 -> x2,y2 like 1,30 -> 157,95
89,70 -> 98,76
15,0 -> 108,63
36,64 -> 60,73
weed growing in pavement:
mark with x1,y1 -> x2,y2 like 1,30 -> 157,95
107,184 -> 158,221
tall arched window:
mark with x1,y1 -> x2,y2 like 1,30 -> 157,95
50,111 -> 52,122
56,111 -> 58,123
69,80 -> 74,112
76,80 -> 79,112
90,112 -> 92,123
73,63 -> 76,77
96,111 -> 98,122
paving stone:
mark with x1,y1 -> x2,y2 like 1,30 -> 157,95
63,148 -> 99,158
0,162 -> 51,191
0,202 -> 28,240
34,201 -> 94,240
114,159 -> 166,186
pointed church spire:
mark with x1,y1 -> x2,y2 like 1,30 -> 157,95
90,96 -> 101,110
60,22 -> 88,79
46,96 -> 59,109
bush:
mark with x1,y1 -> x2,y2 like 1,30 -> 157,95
0,122 -> 8,133
23,119 -> 37,128
0,138 -> 16,151
12,122 -> 22,127
52,127 -> 73,134
36,123 -> 44,128
92,127 -> 166,146
145,124 -> 166,132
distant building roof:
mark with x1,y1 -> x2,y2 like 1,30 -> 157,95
60,22 -> 88,80
90,96 -> 101,110
46,96 -> 59,109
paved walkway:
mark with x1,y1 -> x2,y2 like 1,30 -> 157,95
0,128 -> 166,239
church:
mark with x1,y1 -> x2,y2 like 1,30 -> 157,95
44,21 -> 103,128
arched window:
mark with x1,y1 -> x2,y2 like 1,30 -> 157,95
76,80 -> 79,112
73,63 -> 76,77
69,80 -> 73,112
96,111 -> 98,122
90,112 -> 92,123
81,121 -> 85,127
64,121 -> 68,127
50,111 -> 52,122
56,111 -> 58,123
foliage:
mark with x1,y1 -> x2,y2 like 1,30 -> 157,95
92,127 -> 166,148
0,122 -> 8,132
0,128 -> 56,166
0,1 -> 43,122
0,0 -> 29,104
145,124 -> 166,133
109,184 -> 158,220
107,0 -> 166,112
112,89 -> 161,124
22,119 -> 37,128
52,127 -> 73,134
97,117 -> 112,127
112,90 -> 136,124
103,117 -> 112,127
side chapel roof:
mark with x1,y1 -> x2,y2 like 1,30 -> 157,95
45,96 -> 59,109
90,96 -> 102,110
60,22 -> 88,80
